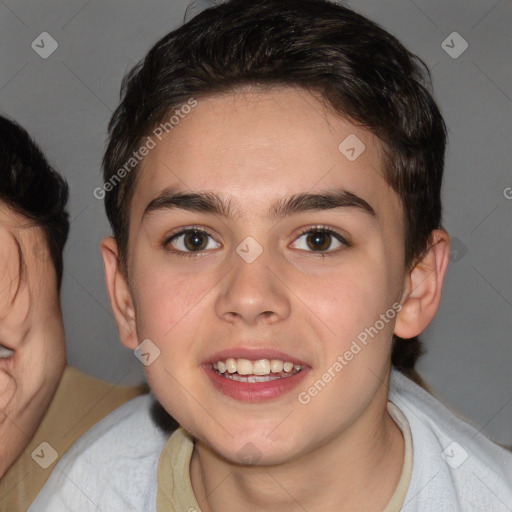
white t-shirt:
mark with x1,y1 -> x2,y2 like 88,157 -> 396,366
29,369 -> 512,511
390,372 -> 512,511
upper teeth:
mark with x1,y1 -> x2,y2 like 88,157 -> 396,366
213,358 -> 302,376
0,345 -> 14,359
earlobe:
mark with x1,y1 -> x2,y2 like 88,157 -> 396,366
394,229 -> 450,339
100,237 -> 138,350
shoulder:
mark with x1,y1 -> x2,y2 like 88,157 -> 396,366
62,365 -> 147,407
45,366 -> 148,448
29,394 -> 169,512
389,369 -> 512,511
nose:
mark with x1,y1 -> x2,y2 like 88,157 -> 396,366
215,246 -> 291,326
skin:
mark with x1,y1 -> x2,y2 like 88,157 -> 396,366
0,203 -> 66,478
102,87 -> 450,511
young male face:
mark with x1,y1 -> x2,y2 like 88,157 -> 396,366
0,204 -> 66,477
103,87 -> 448,466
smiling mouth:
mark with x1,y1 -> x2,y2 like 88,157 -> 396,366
204,355 -> 309,402
0,344 -> 15,359
211,357 -> 303,383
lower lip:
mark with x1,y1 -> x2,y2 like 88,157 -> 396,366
202,364 -> 310,402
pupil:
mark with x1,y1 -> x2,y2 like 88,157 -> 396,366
307,231 -> 330,251
185,231 -> 207,251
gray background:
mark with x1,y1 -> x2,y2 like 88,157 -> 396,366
0,0 -> 510,444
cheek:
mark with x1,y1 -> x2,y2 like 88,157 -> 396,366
0,257 -> 21,320
133,275 -> 185,339
298,259 -> 395,345
130,262 -> 215,346
0,367 -> 16,417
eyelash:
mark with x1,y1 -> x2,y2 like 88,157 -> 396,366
294,225 -> 350,257
162,225 -> 217,259
162,224 -> 350,258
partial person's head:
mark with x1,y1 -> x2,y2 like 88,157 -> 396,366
0,115 -> 69,478
101,0 -> 450,465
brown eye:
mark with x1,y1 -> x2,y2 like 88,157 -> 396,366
183,231 -> 208,251
290,227 -> 348,254
165,228 -> 220,255
306,231 -> 332,251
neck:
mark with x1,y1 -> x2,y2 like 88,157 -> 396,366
190,385 -> 405,512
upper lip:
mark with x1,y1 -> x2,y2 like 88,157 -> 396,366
0,341 -> 15,351
203,347 -> 310,367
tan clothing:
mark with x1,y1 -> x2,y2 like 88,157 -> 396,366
0,365 -> 146,511
156,401 -> 414,512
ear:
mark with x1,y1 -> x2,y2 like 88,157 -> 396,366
394,229 -> 450,339
100,237 -> 138,350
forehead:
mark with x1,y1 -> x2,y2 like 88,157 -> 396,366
130,87 -> 401,226
0,203 -> 54,316
0,203 -> 32,229
0,203 -> 47,269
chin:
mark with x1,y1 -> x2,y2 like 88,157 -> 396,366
197,428 -> 306,467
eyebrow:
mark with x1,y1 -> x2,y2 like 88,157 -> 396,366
142,186 -> 376,221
